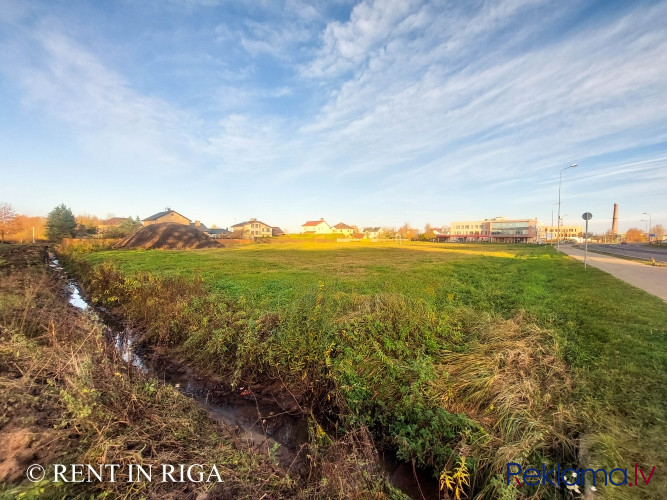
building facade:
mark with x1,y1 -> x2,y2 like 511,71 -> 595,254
447,217 -> 539,243
362,227 -> 384,239
538,224 -> 583,242
231,218 -> 273,238
301,219 -> 332,234
142,210 -> 190,226
332,222 -> 355,236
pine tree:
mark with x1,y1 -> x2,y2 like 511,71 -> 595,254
45,204 -> 77,241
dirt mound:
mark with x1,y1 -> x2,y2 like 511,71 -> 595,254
114,223 -> 222,250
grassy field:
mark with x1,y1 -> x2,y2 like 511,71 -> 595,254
70,241 -> 667,499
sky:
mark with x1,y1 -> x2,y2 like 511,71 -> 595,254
0,0 -> 665,234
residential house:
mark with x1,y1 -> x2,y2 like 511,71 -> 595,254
142,209 -> 190,226
231,218 -> 274,238
332,222 -> 355,237
272,227 -> 285,237
301,219 -> 332,234
207,227 -> 230,239
362,227 -> 384,239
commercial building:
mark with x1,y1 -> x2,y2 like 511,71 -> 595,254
538,224 -> 583,242
444,217 -> 539,243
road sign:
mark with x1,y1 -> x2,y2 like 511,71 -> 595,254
582,212 -> 593,221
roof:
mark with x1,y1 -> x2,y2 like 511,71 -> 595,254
272,227 -> 285,236
363,227 -> 382,232
142,210 -> 190,222
190,222 -> 209,232
207,228 -> 229,235
302,219 -> 328,227
231,220 -> 271,228
333,222 -> 354,230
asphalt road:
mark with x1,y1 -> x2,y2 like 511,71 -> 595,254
582,243 -> 667,263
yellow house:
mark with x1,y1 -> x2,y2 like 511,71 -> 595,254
142,209 -> 190,226
332,222 -> 355,236
301,219 -> 332,234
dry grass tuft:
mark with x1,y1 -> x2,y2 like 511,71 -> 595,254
431,311 -> 578,478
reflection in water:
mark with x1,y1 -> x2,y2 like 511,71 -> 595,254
67,283 -> 89,310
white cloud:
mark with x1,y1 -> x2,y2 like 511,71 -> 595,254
296,0 -> 667,187
0,25 -> 200,172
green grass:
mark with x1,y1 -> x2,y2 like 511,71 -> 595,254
72,241 -> 667,498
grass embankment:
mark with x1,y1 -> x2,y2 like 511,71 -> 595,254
0,245 -> 401,499
69,241 -> 667,499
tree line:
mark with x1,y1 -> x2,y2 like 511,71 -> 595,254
0,202 -> 141,243
1,201 -> 663,244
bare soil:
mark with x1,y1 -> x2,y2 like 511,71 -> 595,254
114,223 -> 222,250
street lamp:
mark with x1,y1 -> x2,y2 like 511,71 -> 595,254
641,219 -> 649,241
557,163 -> 577,251
643,212 -> 652,242
551,202 -> 559,243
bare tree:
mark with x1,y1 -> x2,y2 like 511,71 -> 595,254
0,202 -> 19,243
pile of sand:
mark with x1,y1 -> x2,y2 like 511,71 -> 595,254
114,223 -> 222,250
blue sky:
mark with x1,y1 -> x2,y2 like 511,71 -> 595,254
1,0 -> 665,234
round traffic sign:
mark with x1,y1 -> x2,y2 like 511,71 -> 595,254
582,212 -> 593,220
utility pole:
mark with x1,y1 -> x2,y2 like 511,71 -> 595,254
557,164 -> 577,251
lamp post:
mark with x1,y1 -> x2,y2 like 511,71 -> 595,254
643,212 -> 652,242
641,219 -> 648,241
557,163 -> 577,251
551,202 -> 559,243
